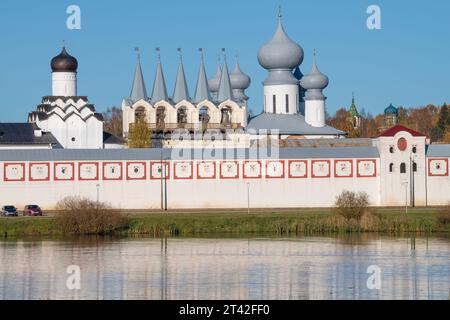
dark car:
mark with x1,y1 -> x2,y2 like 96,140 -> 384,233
1,206 -> 18,217
23,205 -> 43,216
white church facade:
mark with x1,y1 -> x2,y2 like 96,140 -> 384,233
121,50 -> 249,147
25,47 -> 123,149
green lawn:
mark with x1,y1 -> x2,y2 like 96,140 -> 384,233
1,208 -> 448,237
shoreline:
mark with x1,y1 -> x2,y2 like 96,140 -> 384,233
1,208 -> 449,237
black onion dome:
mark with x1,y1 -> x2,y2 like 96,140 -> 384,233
51,47 -> 78,72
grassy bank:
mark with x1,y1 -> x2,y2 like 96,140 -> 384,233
1,208 -> 449,237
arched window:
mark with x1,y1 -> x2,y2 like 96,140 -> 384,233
134,106 -> 146,123
177,107 -> 187,124
273,95 -> 276,113
285,94 -> 289,113
199,106 -> 210,127
400,162 -> 406,174
413,162 -> 417,172
156,106 -> 166,126
389,163 -> 394,173
221,107 -> 232,126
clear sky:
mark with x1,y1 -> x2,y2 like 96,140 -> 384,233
0,0 -> 449,122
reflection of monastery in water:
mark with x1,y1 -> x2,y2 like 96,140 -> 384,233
0,13 -> 449,209
1,237 -> 449,300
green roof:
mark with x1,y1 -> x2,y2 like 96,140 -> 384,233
348,95 -> 359,117
384,104 -> 398,115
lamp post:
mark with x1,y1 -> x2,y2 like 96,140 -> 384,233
96,183 -> 100,208
410,153 -> 417,208
246,183 -> 250,215
402,181 -> 408,214
159,150 -> 169,212
163,158 -> 168,211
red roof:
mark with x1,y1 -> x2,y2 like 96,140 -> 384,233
377,125 -> 426,137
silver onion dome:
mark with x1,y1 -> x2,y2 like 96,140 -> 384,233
257,18 -> 303,70
300,52 -> 329,90
208,65 -> 222,93
230,58 -> 251,90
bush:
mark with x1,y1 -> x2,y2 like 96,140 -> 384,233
55,196 -> 129,235
437,206 -> 450,225
335,190 -> 370,220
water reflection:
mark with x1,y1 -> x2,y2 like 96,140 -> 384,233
0,235 -> 449,300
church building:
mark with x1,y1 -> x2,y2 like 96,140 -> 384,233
121,49 -> 249,146
247,15 -> 345,139
25,47 -> 122,149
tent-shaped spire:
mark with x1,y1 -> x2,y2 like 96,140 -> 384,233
172,49 -> 190,103
130,50 -> 148,102
216,51 -> 234,102
151,50 -> 168,102
194,49 -> 211,103
349,93 -> 359,117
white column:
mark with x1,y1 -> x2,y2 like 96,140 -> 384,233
52,72 -> 77,96
304,99 -> 326,127
263,84 -> 298,114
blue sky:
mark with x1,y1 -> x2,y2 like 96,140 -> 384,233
0,0 -> 449,122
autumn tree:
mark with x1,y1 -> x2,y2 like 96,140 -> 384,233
103,106 -> 123,137
327,108 -> 351,132
127,118 -> 151,148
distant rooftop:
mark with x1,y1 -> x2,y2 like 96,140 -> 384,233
253,138 -> 373,149
247,113 -> 345,136
0,123 -> 60,146
377,124 -> 426,138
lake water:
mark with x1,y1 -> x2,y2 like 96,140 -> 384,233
0,235 -> 449,300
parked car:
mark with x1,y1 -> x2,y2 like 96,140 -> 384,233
1,206 -> 18,217
23,205 -> 43,216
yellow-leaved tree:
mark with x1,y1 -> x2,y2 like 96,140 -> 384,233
127,119 -> 151,148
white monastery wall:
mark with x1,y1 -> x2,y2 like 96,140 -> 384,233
0,157 -> 380,210
426,157 -> 450,206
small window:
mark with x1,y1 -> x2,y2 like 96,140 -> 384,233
412,146 -> 417,154
71,137 -> 76,142
413,162 -> 417,172
389,163 -> 394,173
285,94 -> 289,113
389,146 -> 394,153
400,163 -> 406,173
273,95 -> 277,113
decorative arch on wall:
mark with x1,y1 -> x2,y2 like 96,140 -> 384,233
389,163 -> 394,173
199,105 -> 210,127
400,162 -> 406,174
196,100 -> 219,124
131,100 -> 153,123
218,100 -> 243,125
134,106 -> 146,123
175,100 -> 196,124
153,101 -> 176,124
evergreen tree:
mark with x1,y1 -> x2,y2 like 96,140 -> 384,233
437,103 -> 449,130
432,103 -> 449,142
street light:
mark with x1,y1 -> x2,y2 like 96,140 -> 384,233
402,181 -> 408,214
246,182 -> 250,215
410,153 -> 417,208
96,183 -> 101,208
